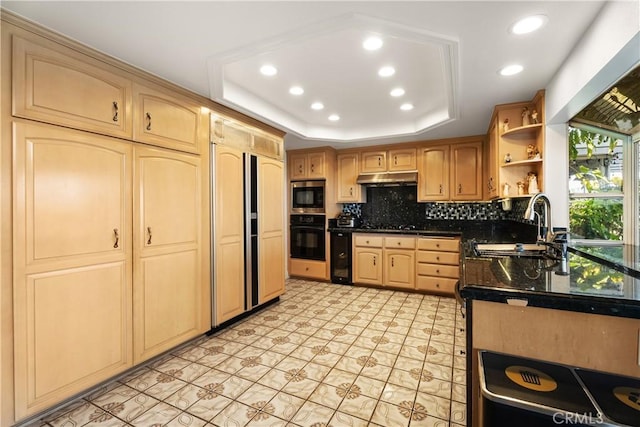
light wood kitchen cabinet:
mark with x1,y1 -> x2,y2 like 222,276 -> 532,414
213,145 -> 245,324
133,146 -> 206,363
12,34 -> 133,139
336,153 -> 366,203
361,148 -> 417,173
415,236 -> 460,295
418,139 -> 483,201
486,90 -> 545,198
384,249 -> 415,289
211,114 -> 283,160
388,148 -> 417,171
418,145 -> 450,201
289,259 -> 329,280
451,141 -> 482,200
258,157 -> 285,304
12,121 -> 133,419
289,151 -> 326,179
133,83 -> 208,154
354,248 -> 384,285
361,150 -> 387,173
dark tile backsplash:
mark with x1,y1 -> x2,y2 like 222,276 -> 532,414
341,185 -> 539,242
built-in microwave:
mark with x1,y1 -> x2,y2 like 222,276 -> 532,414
291,180 -> 325,213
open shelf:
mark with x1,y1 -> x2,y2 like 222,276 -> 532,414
501,158 -> 543,167
501,123 -> 543,139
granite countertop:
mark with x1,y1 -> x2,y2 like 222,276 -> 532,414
569,243 -> 640,279
460,251 -> 640,319
327,226 -> 463,237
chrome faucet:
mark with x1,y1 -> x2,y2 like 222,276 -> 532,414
524,193 -> 552,243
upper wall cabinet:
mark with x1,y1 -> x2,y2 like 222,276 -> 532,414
360,148 -> 417,173
12,34 -> 133,139
336,153 -> 366,203
418,139 -> 483,202
289,151 -> 326,180
133,83 -> 208,154
486,90 -> 545,198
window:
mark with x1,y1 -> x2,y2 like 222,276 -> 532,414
568,124 -> 637,243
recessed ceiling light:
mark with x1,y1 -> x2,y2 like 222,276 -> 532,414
363,36 -> 383,51
378,66 -> 395,77
259,64 -> 277,76
289,86 -> 304,95
499,64 -> 524,76
400,103 -> 414,111
311,102 -> 324,110
390,88 -> 405,97
328,114 -> 340,121
510,15 -> 548,35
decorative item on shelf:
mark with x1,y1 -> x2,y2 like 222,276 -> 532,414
502,183 -> 510,197
527,172 -> 539,194
504,153 -> 512,163
531,109 -> 539,124
502,118 -> 510,133
522,107 -> 530,126
517,181 -> 525,195
526,144 -> 540,160
501,198 -> 512,211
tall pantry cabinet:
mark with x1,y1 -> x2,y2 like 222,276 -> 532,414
1,14 -> 211,424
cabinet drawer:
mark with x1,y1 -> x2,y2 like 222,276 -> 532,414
416,276 -> 457,295
354,235 -> 383,248
416,263 -> 459,278
416,237 -> 459,252
289,259 -> 327,280
384,237 -> 416,250
416,251 -> 459,265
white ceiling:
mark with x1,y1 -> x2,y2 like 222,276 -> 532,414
2,1 -> 606,150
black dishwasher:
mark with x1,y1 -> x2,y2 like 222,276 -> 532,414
330,230 -> 352,284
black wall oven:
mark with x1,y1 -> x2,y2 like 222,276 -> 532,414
291,180 -> 325,213
290,214 -> 326,261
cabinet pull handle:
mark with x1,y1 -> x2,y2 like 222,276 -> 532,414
458,184 -> 462,194
373,256 -> 376,266
488,177 -> 494,191
378,157 -> 381,167
298,165 -> 303,173
310,163 -> 315,172
439,184 -> 443,194
436,269 -> 440,274
436,256 -> 440,261
146,112 -> 152,130
112,101 -> 119,122
394,156 -> 397,165
147,227 -> 152,245
349,187 -> 353,196
113,228 -> 119,248
391,257 -> 394,267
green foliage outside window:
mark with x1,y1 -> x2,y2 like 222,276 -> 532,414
568,126 -> 624,241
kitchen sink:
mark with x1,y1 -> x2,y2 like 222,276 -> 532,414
474,243 -> 548,258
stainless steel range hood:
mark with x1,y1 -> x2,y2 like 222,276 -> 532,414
356,171 -> 418,186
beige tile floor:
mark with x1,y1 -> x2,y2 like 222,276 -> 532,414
22,279 -> 467,427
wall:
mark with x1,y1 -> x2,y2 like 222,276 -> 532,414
544,0 -> 640,228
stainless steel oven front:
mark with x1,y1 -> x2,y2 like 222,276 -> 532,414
291,180 -> 325,213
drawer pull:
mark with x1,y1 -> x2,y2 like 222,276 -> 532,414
436,283 -> 440,288
366,240 -> 370,244
436,269 -> 440,274
436,256 -> 440,261
397,242 -> 401,246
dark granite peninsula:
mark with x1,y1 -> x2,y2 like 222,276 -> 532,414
460,249 -> 640,427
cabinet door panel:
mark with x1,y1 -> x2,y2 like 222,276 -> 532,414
385,251 -> 415,288
451,143 -> 482,200
214,146 -> 245,324
137,250 -> 199,356
354,248 -> 382,284
337,154 -> 362,202
134,147 -> 203,362
134,84 -> 205,154
14,262 -> 131,419
419,146 -> 449,201
13,36 -> 132,138
259,158 -> 285,303
361,151 -> 386,173
13,122 -> 131,268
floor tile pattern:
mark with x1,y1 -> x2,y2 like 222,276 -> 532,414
22,279 -> 466,427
